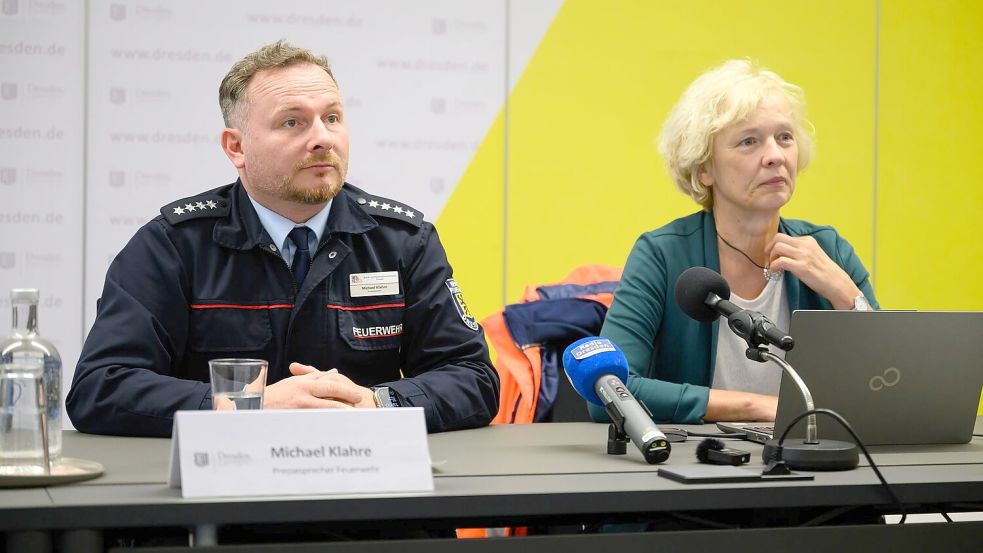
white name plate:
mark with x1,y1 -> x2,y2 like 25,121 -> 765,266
167,408 -> 434,499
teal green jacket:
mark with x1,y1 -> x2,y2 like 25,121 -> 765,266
592,211 -> 878,424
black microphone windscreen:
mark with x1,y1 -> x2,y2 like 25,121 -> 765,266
695,437 -> 725,463
674,266 -> 731,322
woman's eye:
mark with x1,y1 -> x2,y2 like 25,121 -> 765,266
779,132 -> 794,142
740,137 -> 755,147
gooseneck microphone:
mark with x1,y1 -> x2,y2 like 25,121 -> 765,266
562,338 -> 670,464
674,266 -> 793,351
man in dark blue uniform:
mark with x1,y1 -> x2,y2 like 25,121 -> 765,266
67,40 -> 499,437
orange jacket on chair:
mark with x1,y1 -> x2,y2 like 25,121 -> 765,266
484,265 -> 622,424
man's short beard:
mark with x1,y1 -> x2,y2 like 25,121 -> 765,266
276,179 -> 342,204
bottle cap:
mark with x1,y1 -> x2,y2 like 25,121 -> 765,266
10,288 -> 40,303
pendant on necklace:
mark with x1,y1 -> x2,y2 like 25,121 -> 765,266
763,267 -> 783,282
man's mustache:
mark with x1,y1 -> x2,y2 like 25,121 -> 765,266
296,153 -> 342,171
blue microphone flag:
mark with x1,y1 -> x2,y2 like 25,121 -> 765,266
562,337 -> 629,406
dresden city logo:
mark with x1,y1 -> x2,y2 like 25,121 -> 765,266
1,82 -> 17,101
109,171 -> 126,188
1,0 -> 19,16
109,3 -> 126,20
0,167 -> 15,185
0,252 -> 16,270
193,451 -> 209,467
109,87 -> 126,104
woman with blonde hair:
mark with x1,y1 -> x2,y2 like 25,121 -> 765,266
594,60 -> 877,424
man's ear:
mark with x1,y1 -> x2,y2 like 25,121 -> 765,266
221,128 -> 246,169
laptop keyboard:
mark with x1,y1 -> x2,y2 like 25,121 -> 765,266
744,425 -> 774,433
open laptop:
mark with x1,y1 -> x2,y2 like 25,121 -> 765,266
717,310 -> 983,446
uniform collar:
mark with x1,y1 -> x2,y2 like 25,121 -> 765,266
214,180 -> 377,250
325,182 -> 379,236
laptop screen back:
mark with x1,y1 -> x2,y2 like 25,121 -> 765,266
774,310 -> 983,446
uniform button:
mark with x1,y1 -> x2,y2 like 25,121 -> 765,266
268,244 -> 277,252
328,251 -> 337,259
357,198 -> 367,205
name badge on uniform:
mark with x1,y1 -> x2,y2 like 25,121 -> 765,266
350,271 -> 400,298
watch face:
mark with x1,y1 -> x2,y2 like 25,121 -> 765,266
374,387 -> 398,408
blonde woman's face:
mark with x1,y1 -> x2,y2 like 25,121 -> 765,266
700,92 -> 798,215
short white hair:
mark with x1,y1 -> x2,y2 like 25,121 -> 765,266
657,59 -> 815,210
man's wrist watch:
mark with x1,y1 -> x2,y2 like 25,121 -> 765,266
852,294 -> 872,311
373,386 -> 401,408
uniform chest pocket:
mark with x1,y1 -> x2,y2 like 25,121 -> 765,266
328,298 -> 405,352
189,304 -> 273,353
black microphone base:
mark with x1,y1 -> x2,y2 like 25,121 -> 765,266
761,439 -> 859,471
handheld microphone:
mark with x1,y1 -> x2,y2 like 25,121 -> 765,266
674,266 -> 793,351
562,337 -> 670,464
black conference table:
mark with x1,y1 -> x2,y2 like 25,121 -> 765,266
1,419 -> 982,552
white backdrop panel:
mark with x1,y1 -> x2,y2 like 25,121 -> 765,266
0,0 -> 84,411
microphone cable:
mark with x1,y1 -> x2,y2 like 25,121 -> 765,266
768,408 -> 908,524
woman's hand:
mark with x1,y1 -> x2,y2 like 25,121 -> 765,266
766,233 -> 861,309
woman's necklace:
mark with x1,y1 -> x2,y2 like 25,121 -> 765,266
716,231 -> 783,282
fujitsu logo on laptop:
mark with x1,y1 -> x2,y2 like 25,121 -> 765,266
869,367 -> 901,391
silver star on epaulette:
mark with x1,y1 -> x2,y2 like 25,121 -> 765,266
205,200 -> 218,209
393,206 -> 404,214
405,211 -> 415,218
195,202 -> 206,209
381,203 -> 392,210
173,206 -> 185,215
369,200 -> 379,208
184,203 -> 196,211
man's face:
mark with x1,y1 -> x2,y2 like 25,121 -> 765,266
236,63 -> 349,206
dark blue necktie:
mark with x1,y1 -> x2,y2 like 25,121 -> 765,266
287,226 -> 313,286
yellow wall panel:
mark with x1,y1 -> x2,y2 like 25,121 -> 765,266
877,1 -> 983,311
435,112 -> 505,323
505,0 -> 877,303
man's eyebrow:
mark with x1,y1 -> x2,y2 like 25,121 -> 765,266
273,100 -> 342,114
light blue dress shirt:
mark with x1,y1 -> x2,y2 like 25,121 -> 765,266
247,196 -> 332,266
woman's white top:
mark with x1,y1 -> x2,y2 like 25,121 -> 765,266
711,276 -> 790,396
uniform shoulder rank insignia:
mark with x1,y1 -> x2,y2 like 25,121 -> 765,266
354,192 -> 423,228
160,194 -> 230,225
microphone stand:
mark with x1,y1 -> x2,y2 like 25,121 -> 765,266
748,346 -> 859,471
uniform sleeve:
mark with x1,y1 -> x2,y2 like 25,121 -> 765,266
66,220 -> 210,437
592,236 -> 710,424
381,225 -> 499,432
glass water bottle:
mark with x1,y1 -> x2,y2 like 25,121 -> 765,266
0,289 -> 62,464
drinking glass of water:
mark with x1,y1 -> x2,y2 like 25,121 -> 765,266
209,359 -> 268,411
